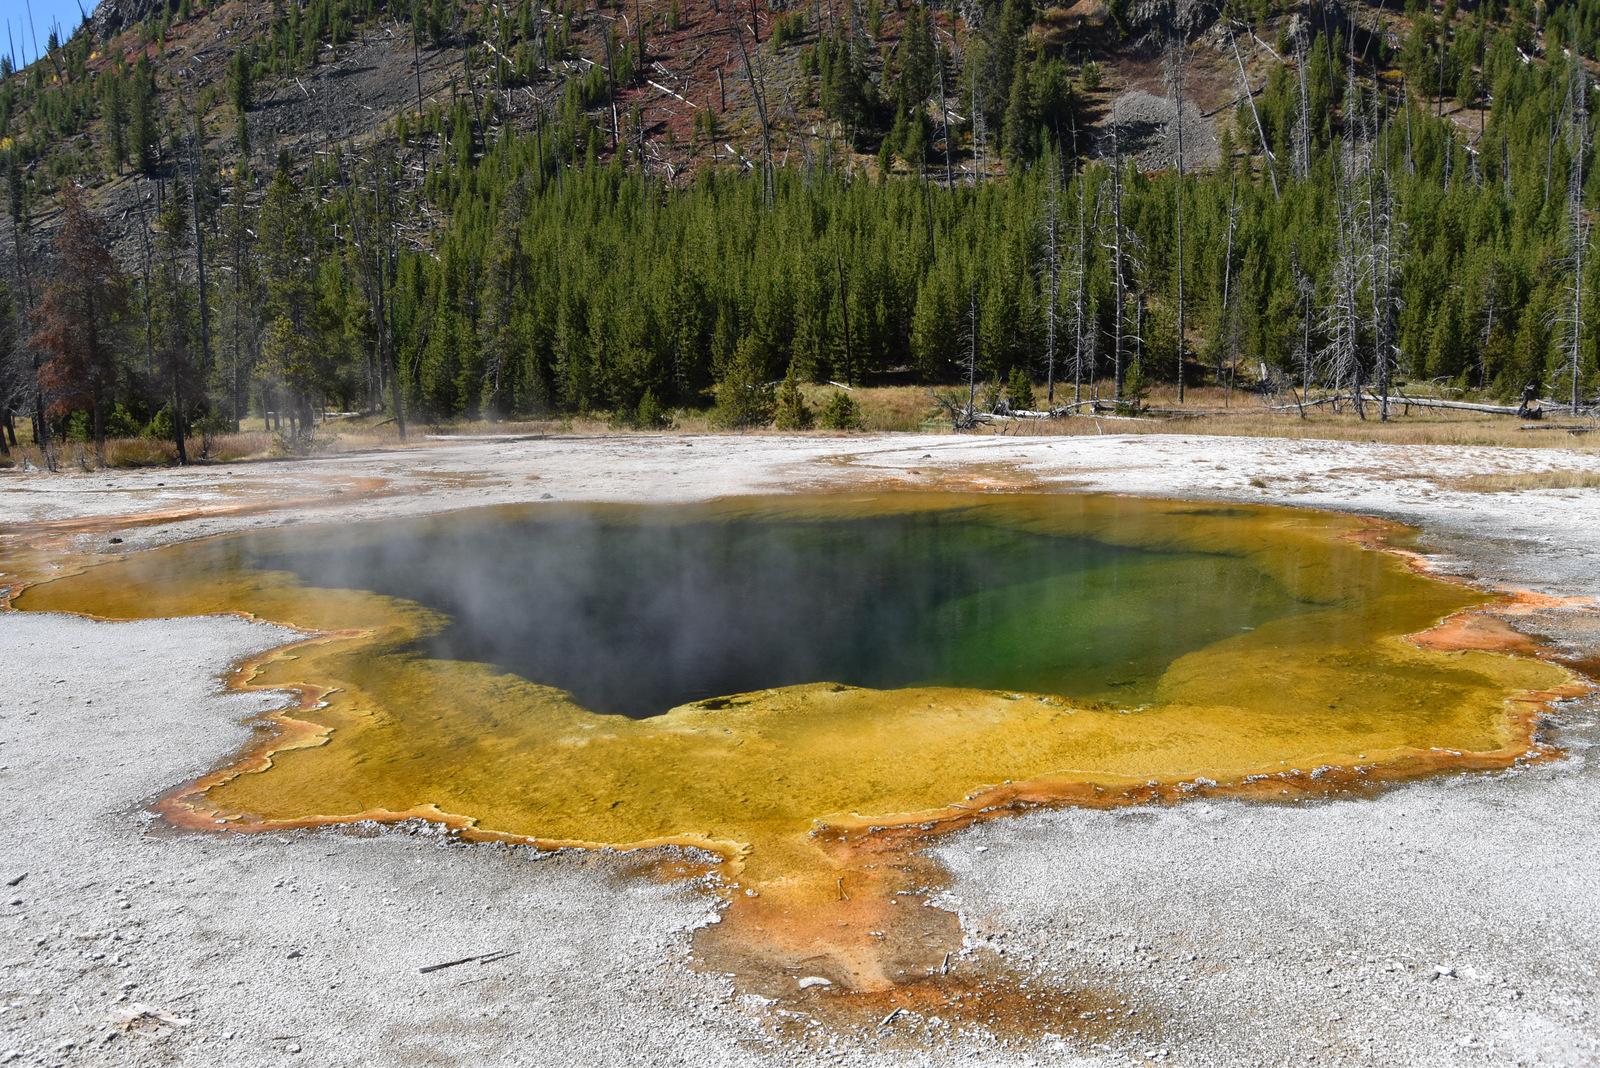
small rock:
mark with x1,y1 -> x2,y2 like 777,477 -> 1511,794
285,1042 -> 302,1053
4,873 -> 24,887
286,950 -> 303,959
797,976 -> 832,990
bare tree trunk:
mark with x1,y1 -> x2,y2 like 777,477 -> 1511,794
1042,155 -> 1062,405
1167,34 -> 1186,402
1292,33 -> 1311,180
1108,132 -> 1126,402
1230,27 -> 1280,200
938,38 -> 954,191
414,21 -> 428,174
133,175 -> 156,376
733,16 -> 773,207
967,280 -> 979,413
189,104 -> 213,380
1073,170 -> 1090,406
1563,52 -> 1589,410
834,238 -> 854,386
1220,169 -> 1239,405
339,142 -> 407,442
7,173 -> 47,456
971,48 -> 986,185
1292,248 -> 1314,417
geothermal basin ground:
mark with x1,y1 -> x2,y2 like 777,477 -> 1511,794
1,431 -> 1599,1068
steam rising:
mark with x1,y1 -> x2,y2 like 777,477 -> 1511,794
251,502 -> 1307,718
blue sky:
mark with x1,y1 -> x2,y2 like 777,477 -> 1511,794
2,0 -> 93,68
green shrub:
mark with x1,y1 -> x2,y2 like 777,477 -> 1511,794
774,366 -> 815,430
1007,367 -> 1036,411
819,390 -> 862,429
709,343 -> 776,429
636,388 -> 674,429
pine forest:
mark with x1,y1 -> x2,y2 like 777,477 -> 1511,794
1,0 -> 1598,461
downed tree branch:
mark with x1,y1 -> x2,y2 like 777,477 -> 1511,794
419,949 -> 517,974
648,79 -> 698,107
1380,394 -> 1524,415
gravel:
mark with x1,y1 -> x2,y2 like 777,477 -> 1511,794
1100,90 -> 1221,171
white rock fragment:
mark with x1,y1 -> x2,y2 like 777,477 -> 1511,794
796,976 -> 831,990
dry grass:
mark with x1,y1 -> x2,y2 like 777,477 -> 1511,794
1,388 -> 1594,472
1443,470 -> 1600,493
904,384 -> 1600,452
99,438 -> 178,467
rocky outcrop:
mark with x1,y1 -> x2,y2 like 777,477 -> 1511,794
88,0 -> 165,42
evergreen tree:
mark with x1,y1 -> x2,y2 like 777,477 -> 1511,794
773,362 -> 815,429
130,56 -> 159,174
29,188 -> 128,454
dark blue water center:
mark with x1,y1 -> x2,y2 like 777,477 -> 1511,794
251,502 -> 1311,718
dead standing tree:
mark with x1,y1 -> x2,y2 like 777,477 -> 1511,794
1323,180 -> 1367,416
153,175 -> 197,464
478,175 -> 530,418
1368,102 -> 1404,422
338,139 -> 409,440
1038,153 -> 1065,406
1069,151 -> 1097,406
1290,28 -> 1312,181
0,279 -> 22,457
936,31 -> 955,190
7,161 -> 48,457
187,99 -> 214,384
1099,128 -> 1140,404
931,280 -> 983,429
1165,31 -> 1188,401
1229,22 -> 1280,201
1322,60 -> 1372,419
732,13 -> 774,207
1217,168 -> 1242,404
1289,245 -> 1317,416
1556,46 -> 1591,411
218,162 -> 260,432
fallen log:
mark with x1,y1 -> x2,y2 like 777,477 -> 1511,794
1137,407 -> 1217,419
423,433 -> 548,441
1380,395 -> 1524,415
419,949 -> 516,974
1519,424 -> 1597,433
